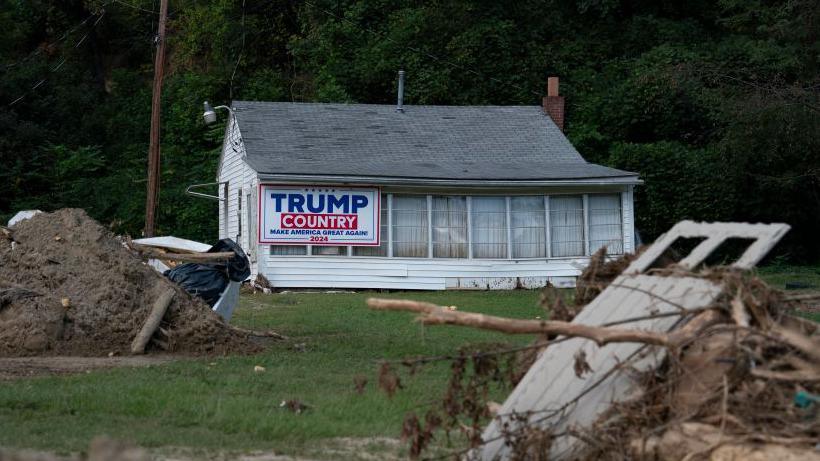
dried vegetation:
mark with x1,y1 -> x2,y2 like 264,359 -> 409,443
369,248 -> 820,460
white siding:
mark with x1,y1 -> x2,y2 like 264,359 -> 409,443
622,185 -> 635,253
217,114 -> 259,279
220,144 -> 637,288
260,255 -> 587,290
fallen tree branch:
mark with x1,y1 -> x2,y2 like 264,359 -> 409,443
367,298 -> 672,347
667,310 -> 725,346
767,324 -> 820,362
131,288 -> 175,354
131,246 -> 235,263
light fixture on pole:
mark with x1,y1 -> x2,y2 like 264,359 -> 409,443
203,101 -> 232,125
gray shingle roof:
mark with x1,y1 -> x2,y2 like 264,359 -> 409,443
232,101 -> 638,183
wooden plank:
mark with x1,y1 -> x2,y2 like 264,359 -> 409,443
131,288 -> 175,355
132,246 -> 235,263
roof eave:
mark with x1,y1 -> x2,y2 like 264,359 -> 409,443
256,173 -> 643,187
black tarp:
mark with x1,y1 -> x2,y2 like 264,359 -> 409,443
164,239 -> 250,306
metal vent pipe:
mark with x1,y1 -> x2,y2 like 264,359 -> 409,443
396,70 -> 405,112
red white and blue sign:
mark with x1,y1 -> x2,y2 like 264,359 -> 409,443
258,184 -> 380,246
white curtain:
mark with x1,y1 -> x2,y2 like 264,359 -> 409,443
392,195 -> 428,257
313,245 -> 347,256
432,196 -> 468,258
588,194 -> 623,254
550,195 -> 584,257
511,196 -> 546,258
472,196 -> 507,258
354,194 -> 389,256
270,245 -> 307,255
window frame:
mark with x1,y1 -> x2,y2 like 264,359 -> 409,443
263,191 -> 627,260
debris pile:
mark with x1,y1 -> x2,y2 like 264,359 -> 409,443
576,271 -> 820,461
573,246 -> 639,307
367,221 -> 819,460
0,209 -> 259,356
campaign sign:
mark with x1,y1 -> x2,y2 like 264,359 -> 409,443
258,185 -> 380,246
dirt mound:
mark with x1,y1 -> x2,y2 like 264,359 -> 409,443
0,209 -> 258,356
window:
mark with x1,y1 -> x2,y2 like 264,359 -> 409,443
270,245 -> 307,255
511,196 -> 546,258
246,192 -> 255,258
588,194 -> 623,254
312,246 -> 348,256
392,195 -> 428,257
236,192 -> 242,241
354,194 -> 389,256
550,195 -> 584,257
471,196 -> 507,258
270,192 -> 625,260
432,196 -> 468,258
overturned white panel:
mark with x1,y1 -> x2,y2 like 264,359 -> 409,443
479,221 -> 790,460
479,274 -> 723,459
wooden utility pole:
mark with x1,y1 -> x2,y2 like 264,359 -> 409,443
144,0 -> 169,237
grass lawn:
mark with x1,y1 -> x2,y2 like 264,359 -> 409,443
756,264 -> 820,322
755,264 -> 820,291
0,290 -> 544,459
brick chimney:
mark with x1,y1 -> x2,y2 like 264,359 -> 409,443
542,76 -> 565,131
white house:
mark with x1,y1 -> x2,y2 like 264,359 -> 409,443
215,78 -> 640,290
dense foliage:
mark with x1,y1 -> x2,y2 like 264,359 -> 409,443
1,0 -> 818,259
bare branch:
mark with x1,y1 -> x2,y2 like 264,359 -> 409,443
130,245 -> 235,263
366,298 -> 672,347
767,324 -> 820,362
751,368 -> 820,382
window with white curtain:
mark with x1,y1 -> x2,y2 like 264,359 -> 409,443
354,194 -> 389,256
588,194 -> 623,254
432,196 -> 468,258
550,195 -> 585,257
270,245 -> 307,255
313,245 -> 347,256
471,196 -> 507,258
392,195 -> 428,257
511,196 -> 546,258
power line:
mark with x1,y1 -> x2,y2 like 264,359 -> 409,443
0,6 -> 107,73
113,0 -> 181,17
4,9 -> 108,108
301,0 -> 543,99
113,0 -> 160,14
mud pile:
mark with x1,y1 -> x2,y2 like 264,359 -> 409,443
0,209 -> 257,356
